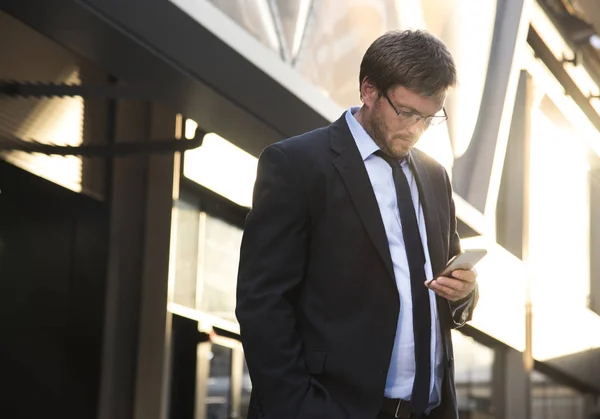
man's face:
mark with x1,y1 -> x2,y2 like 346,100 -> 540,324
360,84 -> 446,159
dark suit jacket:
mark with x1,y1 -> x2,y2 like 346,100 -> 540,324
236,114 -> 477,419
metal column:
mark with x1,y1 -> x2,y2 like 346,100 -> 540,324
492,345 -> 531,419
453,0 -> 533,223
590,160 -> 600,316
98,99 -> 179,419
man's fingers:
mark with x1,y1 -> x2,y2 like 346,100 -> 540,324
450,269 -> 477,283
434,276 -> 467,292
426,275 -> 475,302
427,279 -> 460,301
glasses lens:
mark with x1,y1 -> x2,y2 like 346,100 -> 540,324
399,112 -> 420,126
428,116 -> 447,126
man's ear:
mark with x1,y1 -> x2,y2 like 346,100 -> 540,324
360,78 -> 379,108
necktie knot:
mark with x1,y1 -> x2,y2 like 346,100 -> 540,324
374,150 -> 406,168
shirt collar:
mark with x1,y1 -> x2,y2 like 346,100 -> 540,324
344,106 -> 410,166
345,106 -> 380,161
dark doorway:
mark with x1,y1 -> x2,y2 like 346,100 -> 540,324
0,160 -> 109,419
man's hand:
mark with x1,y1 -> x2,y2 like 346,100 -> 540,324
426,269 -> 477,302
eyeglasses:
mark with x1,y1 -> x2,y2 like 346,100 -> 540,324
383,93 -> 448,127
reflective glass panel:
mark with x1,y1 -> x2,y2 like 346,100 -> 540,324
0,14 -> 84,193
207,0 -> 281,54
529,98 -> 600,361
270,0 -> 312,60
531,370 -> 587,419
206,344 -> 233,419
197,214 -> 243,322
184,130 -> 258,209
171,200 -> 200,308
452,330 -> 495,418
241,358 -> 252,418
293,0 -> 400,108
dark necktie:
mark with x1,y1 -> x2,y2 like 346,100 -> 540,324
375,150 -> 431,415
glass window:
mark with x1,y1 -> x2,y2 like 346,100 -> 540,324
207,0 -> 281,54
293,0 -> 400,108
270,0 -> 312,60
183,129 -> 258,209
207,0 -> 401,108
529,100 -> 591,311
172,200 -> 201,308
205,0 -> 497,128
531,370 -> 587,419
529,97 -> 599,362
0,16 -> 84,193
452,330 -> 495,418
206,344 -> 233,419
241,358 -> 252,418
196,213 -> 243,322
170,197 -> 243,321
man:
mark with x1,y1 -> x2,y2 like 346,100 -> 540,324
236,29 -> 478,419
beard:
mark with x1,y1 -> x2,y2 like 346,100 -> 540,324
364,106 -> 413,159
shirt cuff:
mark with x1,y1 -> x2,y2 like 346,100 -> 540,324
448,292 -> 475,328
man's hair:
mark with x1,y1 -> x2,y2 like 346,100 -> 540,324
359,29 -> 457,98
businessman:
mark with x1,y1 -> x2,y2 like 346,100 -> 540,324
236,29 -> 478,419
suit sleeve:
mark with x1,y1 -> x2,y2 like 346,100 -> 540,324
236,144 -> 311,417
443,168 -> 479,328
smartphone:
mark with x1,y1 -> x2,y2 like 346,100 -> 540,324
426,249 -> 488,285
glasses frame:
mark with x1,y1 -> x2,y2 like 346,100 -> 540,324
383,92 -> 448,127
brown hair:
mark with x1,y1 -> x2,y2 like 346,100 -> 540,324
359,29 -> 457,98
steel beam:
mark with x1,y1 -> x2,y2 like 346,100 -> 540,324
453,0 -> 533,223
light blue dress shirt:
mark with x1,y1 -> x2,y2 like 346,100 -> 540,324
345,107 -> 444,412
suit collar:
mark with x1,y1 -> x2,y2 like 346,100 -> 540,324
344,107 -> 379,161
330,114 -> 396,281
330,112 -> 354,154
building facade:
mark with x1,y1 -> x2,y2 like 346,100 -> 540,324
1,0 -> 599,418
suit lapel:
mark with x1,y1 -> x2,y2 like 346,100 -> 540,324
330,116 -> 395,282
409,152 -> 446,278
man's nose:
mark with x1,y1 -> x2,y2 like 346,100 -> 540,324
407,119 -> 427,137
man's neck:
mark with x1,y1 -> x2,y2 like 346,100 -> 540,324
353,105 -> 365,127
